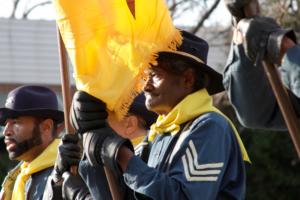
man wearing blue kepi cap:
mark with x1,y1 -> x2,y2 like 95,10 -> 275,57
108,93 -> 157,148
0,85 -> 64,200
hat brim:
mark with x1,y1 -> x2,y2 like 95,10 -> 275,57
157,51 -> 224,95
0,108 -> 64,126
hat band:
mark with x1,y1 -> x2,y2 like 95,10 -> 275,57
161,50 -> 205,65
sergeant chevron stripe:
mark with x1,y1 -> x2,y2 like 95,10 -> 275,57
182,140 -> 224,182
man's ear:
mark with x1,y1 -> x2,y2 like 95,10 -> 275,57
124,115 -> 139,137
183,68 -> 195,91
39,118 -> 54,136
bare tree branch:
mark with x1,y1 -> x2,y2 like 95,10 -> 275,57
190,0 -> 221,34
22,1 -> 51,18
172,5 -> 194,19
169,0 -> 187,17
9,0 -> 21,18
208,27 -> 232,47
207,26 -> 231,42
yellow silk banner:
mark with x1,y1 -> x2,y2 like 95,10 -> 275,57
53,0 -> 181,118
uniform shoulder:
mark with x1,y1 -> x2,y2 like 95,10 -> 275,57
192,112 -> 230,129
188,112 -> 234,140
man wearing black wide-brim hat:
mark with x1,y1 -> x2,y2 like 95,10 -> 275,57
0,85 -> 64,200
69,30 -> 250,199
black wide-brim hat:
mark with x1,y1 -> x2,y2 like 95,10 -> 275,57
157,30 -> 224,95
0,85 -> 64,126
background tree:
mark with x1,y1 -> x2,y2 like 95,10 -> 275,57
261,0 -> 300,34
166,0 -> 222,33
8,0 -> 51,19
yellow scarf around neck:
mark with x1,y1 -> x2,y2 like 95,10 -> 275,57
149,89 -> 250,162
131,135 -> 145,147
11,139 -> 60,200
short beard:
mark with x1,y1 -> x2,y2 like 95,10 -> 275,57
8,123 -> 43,160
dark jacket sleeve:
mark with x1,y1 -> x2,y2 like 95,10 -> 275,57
78,158 -> 113,200
27,167 -> 53,200
223,43 -> 300,130
43,170 -> 94,200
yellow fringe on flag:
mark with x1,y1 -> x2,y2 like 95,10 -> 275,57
53,0 -> 182,119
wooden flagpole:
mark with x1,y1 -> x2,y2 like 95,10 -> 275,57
262,61 -> 300,157
56,27 -> 123,199
56,27 -> 77,173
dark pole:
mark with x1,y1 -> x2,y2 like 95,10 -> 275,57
56,27 -> 77,173
262,61 -> 300,157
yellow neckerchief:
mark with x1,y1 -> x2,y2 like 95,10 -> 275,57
11,139 -> 60,200
1,163 -> 22,200
131,135 -> 145,147
149,89 -> 250,162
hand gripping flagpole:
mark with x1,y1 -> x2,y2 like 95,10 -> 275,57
56,27 -> 123,200
241,0 -> 300,158
56,27 -> 77,174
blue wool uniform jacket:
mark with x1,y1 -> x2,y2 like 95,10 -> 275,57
76,112 -> 246,200
124,112 -> 246,200
223,43 -> 300,130
26,168 -> 53,200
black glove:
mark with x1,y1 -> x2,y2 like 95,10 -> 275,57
71,91 -> 108,134
53,134 -> 82,183
62,172 -> 92,200
237,16 -> 297,65
225,0 -> 252,22
82,125 -> 134,176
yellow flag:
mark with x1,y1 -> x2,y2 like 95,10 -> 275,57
53,0 -> 182,118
